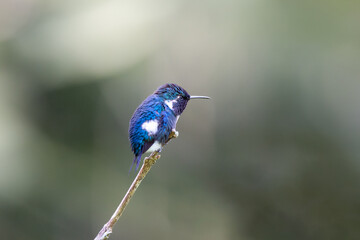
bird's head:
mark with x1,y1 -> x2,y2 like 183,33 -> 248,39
155,83 -> 210,115
155,83 -> 190,101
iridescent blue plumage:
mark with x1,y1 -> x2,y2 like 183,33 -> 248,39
128,83 -> 210,171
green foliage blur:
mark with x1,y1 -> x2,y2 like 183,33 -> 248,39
1,1 -> 360,239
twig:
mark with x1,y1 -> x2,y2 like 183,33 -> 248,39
94,131 -> 178,240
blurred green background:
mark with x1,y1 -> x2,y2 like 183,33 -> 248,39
1,0 -> 360,239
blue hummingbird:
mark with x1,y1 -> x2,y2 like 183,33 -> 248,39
129,83 -> 210,171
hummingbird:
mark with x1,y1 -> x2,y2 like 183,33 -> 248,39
129,83 -> 210,171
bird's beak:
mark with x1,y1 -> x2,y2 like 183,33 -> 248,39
190,95 -> 211,100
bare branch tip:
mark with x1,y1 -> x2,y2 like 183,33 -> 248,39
94,128 -> 179,240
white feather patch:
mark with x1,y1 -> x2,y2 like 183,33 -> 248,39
146,141 -> 162,152
165,99 -> 177,110
141,120 -> 158,135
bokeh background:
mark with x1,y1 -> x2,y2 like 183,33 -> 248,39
1,0 -> 360,239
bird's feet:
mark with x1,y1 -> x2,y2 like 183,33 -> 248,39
172,129 -> 179,138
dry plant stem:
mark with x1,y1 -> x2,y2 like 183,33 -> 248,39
94,131 -> 177,240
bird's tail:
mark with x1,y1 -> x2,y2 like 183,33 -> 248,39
129,154 -> 142,173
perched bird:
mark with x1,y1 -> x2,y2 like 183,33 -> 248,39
129,83 -> 210,171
